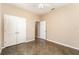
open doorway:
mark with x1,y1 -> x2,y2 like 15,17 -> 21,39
35,21 -> 46,39
35,20 -> 46,47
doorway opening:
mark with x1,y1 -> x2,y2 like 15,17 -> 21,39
35,20 -> 46,47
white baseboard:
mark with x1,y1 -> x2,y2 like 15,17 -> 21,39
0,47 -> 3,54
25,39 -> 35,42
47,39 -> 79,51
0,50 -> 1,54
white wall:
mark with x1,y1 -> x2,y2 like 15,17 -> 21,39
43,4 -> 79,49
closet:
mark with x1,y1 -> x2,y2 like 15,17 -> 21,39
4,14 -> 26,47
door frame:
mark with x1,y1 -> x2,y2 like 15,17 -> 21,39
40,20 -> 46,40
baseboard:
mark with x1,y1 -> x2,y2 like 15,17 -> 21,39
47,39 -> 79,51
25,39 -> 35,42
0,49 -> 1,54
0,47 -> 3,54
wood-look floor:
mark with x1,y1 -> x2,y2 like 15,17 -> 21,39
1,38 -> 79,55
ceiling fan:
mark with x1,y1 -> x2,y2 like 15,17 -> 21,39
38,3 -> 55,11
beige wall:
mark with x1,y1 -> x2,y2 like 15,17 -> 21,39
0,4 -> 1,52
43,4 -> 79,49
1,4 -> 40,46
0,4 -> 2,53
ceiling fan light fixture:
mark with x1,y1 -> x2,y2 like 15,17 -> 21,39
38,4 -> 44,9
38,4 -> 50,9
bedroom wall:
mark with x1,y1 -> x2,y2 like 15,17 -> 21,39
0,4 -> 2,53
42,4 -> 79,49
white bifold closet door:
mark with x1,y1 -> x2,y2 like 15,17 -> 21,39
16,16 -> 26,44
4,14 -> 26,47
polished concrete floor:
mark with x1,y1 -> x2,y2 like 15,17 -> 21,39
1,38 -> 79,55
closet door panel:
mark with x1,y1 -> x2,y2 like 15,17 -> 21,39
16,17 -> 26,44
4,15 -> 17,47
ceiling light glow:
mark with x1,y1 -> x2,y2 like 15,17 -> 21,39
38,4 -> 50,9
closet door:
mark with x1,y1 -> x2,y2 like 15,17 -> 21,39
16,17 -> 26,44
4,14 -> 26,47
4,15 -> 17,47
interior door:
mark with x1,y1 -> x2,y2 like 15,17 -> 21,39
16,17 -> 26,44
39,21 -> 46,39
4,14 -> 26,47
4,15 -> 17,47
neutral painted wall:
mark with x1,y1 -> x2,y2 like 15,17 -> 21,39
0,4 -> 2,53
1,4 -> 40,47
43,4 -> 79,49
0,4 -> 1,53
